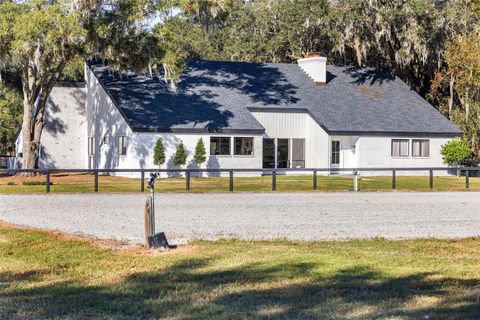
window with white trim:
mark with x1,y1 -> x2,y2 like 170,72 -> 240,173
412,139 -> 429,157
331,140 -> 340,164
118,136 -> 127,155
88,137 -> 95,156
210,137 -> 231,155
234,137 -> 254,155
391,139 -> 409,157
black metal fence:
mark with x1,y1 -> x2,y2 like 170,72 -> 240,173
1,166 -> 479,193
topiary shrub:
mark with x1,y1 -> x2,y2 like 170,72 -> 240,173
193,138 -> 206,177
153,138 -> 166,168
173,141 -> 188,168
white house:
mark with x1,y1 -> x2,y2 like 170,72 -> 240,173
15,55 -> 462,176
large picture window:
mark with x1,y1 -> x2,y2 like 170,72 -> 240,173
234,137 -> 254,155
412,139 -> 429,157
391,139 -> 409,157
88,137 -> 95,156
118,136 -> 127,155
210,137 -> 231,155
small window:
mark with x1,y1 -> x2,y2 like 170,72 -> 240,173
412,139 -> 429,157
234,137 -> 254,155
118,136 -> 127,155
331,140 -> 340,164
210,137 -> 231,155
88,137 -> 95,156
391,139 -> 409,157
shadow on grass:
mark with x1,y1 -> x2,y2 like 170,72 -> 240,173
1,258 -> 479,319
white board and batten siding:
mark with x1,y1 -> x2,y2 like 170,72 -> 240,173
251,111 -> 330,169
85,66 -> 263,177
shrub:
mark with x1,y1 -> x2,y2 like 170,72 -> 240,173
173,142 -> 187,167
153,138 -> 166,167
194,138 -> 207,165
440,138 -> 473,166
6,182 -> 16,186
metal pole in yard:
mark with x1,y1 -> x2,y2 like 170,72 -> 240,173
46,172 -> 50,193
146,173 -> 158,238
186,170 -> 190,191
141,171 -> 145,192
94,172 -> 99,193
229,170 -> 234,192
151,182 -> 155,235
392,170 -> 396,190
353,171 -> 358,192
313,170 -> 317,190
272,170 -> 276,191
429,170 -> 433,190
466,169 -> 470,190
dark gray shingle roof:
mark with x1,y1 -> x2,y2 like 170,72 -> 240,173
87,60 -> 461,136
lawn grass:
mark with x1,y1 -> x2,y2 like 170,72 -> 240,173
1,225 -> 479,319
0,173 -> 478,193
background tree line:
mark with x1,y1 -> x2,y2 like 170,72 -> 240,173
1,0 -> 480,165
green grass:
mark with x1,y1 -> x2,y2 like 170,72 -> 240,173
1,225 -> 479,319
0,173 -> 478,193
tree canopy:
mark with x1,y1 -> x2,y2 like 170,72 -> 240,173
2,0 -> 480,165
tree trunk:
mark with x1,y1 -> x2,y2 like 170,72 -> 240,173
448,76 -> 454,118
20,57 -> 67,172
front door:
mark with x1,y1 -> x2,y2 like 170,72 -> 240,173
262,138 -> 275,168
277,139 -> 289,168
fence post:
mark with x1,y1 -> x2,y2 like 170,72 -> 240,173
229,170 -> 234,192
272,170 -> 276,191
94,172 -> 98,192
466,169 -> 470,190
140,171 -> 145,192
392,170 -> 396,190
353,171 -> 358,192
186,170 -> 190,191
428,170 -> 433,190
313,170 -> 317,190
144,196 -> 153,246
46,172 -> 50,193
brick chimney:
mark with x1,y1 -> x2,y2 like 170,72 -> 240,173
297,53 -> 327,85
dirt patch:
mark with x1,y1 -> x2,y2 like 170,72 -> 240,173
0,221 -> 195,256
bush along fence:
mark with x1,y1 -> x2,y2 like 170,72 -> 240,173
1,167 -> 479,193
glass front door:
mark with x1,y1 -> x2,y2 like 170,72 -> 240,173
277,139 -> 289,169
262,138 -> 275,168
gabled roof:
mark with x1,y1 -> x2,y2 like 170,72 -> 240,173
87,60 -> 462,137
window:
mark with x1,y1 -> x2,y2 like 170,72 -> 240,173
88,137 -> 95,156
412,139 -> 429,157
331,140 -> 340,164
391,139 -> 409,157
234,137 -> 254,155
210,137 -> 231,155
118,136 -> 127,155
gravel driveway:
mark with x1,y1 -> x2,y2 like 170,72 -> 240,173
1,192 -> 480,244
